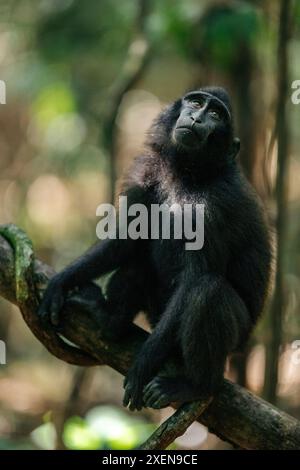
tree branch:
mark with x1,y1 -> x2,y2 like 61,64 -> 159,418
101,0 -> 152,203
1,226 -> 300,450
138,399 -> 212,450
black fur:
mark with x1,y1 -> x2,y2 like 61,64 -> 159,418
39,87 -> 272,410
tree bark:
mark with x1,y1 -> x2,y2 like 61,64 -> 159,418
1,230 -> 300,449
138,399 -> 212,450
263,0 -> 292,404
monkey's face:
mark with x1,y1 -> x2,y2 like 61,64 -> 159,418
147,87 -> 240,168
172,91 -> 231,151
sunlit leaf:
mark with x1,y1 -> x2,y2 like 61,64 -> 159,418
63,416 -> 102,450
86,406 -> 142,450
32,83 -> 76,127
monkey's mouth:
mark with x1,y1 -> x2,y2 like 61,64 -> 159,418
174,125 -> 206,147
176,126 -> 197,135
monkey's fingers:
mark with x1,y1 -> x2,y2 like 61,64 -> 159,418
38,294 -> 52,323
123,381 -> 144,411
143,380 -> 155,398
50,290 -> 65,326
151,395 -> 170,409
143,382 -> 161,407
123,384 -> 131,408
143,377 -> 171,409
129,391 -> 143,412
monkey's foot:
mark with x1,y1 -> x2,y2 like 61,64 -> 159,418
143,376 -> 204,409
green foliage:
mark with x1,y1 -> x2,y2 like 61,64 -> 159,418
190,3 -> 262,70
295,0 -> 300,32
30,405 -> 155,450
36,0 -> 135,61
63,417 -> 103,450
63,406 -> 155,450
32,83 -> 76,127
148,1 -> 198,54
0,439 -> 36,450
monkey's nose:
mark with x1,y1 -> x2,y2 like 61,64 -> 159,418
191,116 -> 201,127
193,114 -> 203,124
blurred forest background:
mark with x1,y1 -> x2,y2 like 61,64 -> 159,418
0,0 -> 300,450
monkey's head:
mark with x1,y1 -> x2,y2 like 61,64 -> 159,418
147,87 -> 240,171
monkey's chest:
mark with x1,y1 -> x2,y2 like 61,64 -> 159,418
147,197 -> 231,282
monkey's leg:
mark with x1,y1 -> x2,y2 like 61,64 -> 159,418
103,265 -> 147,341
143,274 -> 252,409
123,286 -> 186,410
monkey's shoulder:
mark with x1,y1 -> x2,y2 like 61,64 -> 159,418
121,154 -> 162,192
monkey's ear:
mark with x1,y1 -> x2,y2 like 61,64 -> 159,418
229,137 -> 240,159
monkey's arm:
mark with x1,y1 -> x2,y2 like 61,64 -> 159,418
227,238 -> 272,326
38,237 -> 137,325
39,185 -> 148,325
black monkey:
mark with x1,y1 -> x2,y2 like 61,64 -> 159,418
39,87 -> 272,411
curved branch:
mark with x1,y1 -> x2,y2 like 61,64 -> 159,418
0,226 -> 100,366
0,228 -> 300,449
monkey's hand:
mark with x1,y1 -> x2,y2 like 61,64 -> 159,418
123,359 -> 152,411
38,273 -> 71,326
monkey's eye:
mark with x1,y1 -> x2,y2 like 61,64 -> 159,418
190,100 -> 204,108
209,110 -> 221,120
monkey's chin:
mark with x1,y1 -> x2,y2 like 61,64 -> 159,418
173,127 -> 201,150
